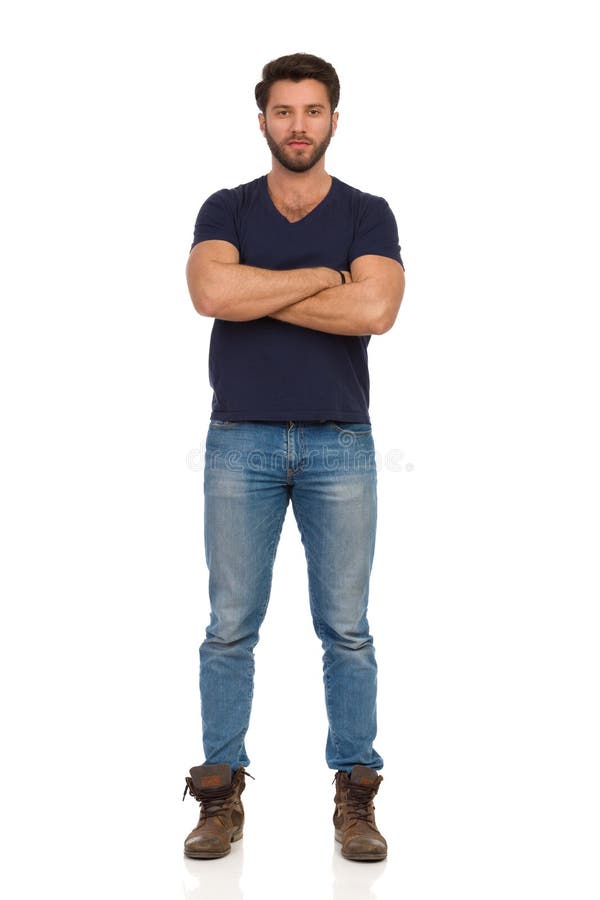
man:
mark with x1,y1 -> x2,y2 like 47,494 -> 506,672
182,53 -> 405,862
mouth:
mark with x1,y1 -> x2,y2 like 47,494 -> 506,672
288,140 -> 311,148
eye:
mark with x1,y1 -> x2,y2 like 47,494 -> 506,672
308,108 -> 321,116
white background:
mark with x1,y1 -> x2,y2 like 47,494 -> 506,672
1,1 -> 598,898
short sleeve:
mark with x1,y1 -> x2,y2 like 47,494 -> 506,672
348,195 -> 403,268
191,190 -> 239,251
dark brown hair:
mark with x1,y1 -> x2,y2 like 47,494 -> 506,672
255,53 -> 340,115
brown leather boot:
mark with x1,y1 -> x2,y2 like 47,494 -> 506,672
183,764 -> 247,858
333,765 -> 387,861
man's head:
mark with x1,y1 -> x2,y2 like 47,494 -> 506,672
255,53 -> 340,115
255,53 -> 340,174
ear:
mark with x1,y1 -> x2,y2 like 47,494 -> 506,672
258,112 -> 266,137
331,110 -> 339,136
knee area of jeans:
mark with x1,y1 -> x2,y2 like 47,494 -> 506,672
324,632 -> 375,655
201,624 -> 259,649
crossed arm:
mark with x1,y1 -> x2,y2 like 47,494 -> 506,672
186,239 -> 405,336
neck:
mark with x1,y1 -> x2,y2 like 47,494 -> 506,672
267,159 -> 331,201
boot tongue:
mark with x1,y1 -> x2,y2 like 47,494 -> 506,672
350,765 -> 379,786
189,763 -> 232,792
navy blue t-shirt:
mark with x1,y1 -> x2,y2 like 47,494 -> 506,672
192,175 -> 402,423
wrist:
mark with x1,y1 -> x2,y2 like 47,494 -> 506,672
321,267 -> 346,288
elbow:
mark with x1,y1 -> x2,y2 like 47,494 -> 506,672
369,298 -> 401,335
358,274 -> 404,335
187,271 -> 219,318
186,254 -> 224,318
190,289 -> 217,318
373,311 -> 398,335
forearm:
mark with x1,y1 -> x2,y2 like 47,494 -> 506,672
271,255 -> 405,336
270,283 -> 385,336
188,257 -> 341,321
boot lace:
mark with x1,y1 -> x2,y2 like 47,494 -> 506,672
184,781 -> 236,820
181,769 -> 254,812
345,783 -> 377,826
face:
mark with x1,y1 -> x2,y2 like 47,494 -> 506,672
259,79 -> 338,173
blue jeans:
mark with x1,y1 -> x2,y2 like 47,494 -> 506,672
199,420 -> 383,773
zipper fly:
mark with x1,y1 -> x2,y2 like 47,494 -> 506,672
286,421 -> 302,482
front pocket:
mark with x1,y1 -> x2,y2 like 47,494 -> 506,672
331,422 -> 372,436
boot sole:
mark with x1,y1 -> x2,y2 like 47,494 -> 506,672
184,829 -> 243,859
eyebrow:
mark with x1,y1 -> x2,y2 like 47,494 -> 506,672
271,103 -> 326,110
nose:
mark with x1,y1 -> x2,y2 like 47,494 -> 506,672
289,111 -> 308,133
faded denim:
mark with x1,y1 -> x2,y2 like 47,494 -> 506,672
199,420 -> 384,773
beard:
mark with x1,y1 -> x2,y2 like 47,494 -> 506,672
264,122 -> 333,173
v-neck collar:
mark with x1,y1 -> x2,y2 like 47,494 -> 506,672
262,175 -> 337,225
